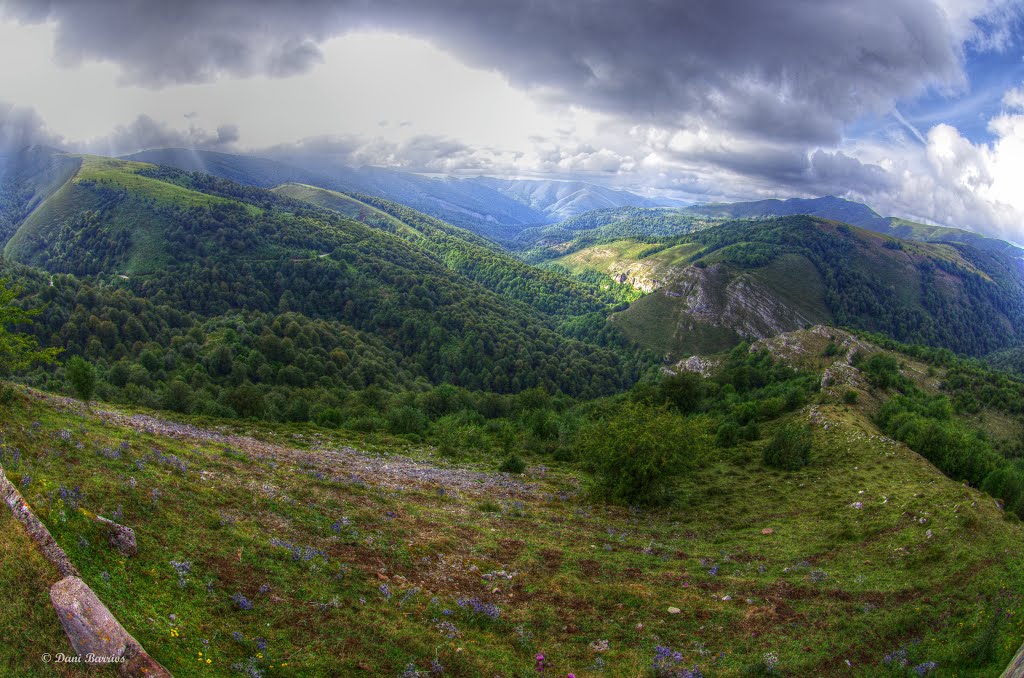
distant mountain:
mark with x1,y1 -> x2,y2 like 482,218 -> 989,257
121,148 -> 685,242
124,148 -> 548,240
469,177 -> 684,222
683,195 -> 1024,258
124,148 -> 331,189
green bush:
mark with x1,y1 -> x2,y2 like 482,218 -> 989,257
498,454 -> 527,474
578,403 -> 709,506
763,421 -> 812,470
715,420 -> 740,448
66,356 -> 97,402
386,405 -> 428,435
842,390 -> 859,404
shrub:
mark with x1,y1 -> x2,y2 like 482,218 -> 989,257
66,356 -> 97,402
842,390 -> 859,404
861,354 -> 902,390
763,422 -> 812,470
578,403 -> 709,506
498,454 -> 527,474
386,405 -> 428,435
716,420 -> 740,448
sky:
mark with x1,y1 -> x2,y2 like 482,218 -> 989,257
0,0 -> 1023,239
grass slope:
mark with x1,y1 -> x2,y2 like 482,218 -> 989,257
2,381 -> 1024,676
5,156 -> 243,275
272,184 -> 420,238
0,505 -> 96,676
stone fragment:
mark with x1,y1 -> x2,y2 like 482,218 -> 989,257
96,515 -> 137,556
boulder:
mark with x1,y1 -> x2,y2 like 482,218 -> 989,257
96,515 -> 138,556
50,576 -> 171,677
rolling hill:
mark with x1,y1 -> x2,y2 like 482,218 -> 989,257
547,216 -> 1024,359
0,153 -> 649,404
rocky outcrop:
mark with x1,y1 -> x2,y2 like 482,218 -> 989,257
50,576 -> 171,677
665,355 -> 720,377
666,263 -> 816,340
611,265 -> 661,293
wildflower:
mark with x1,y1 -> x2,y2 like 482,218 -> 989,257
708,565 -> 719,576
379,584 -> 392,601
232,631 -> 244,643
170,560 -> 192,587
20,474 -> 30,488
399,587 -> 419,608
913,662 -> 938,675
434,619 -> 459,639
536,653 -> 545,673
456,597 -> 501,619
232,593 -> 254,610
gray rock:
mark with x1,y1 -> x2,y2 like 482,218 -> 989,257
50,576 -> 172,677
96,515 -> 138,556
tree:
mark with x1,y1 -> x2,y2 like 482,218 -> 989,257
66,356 -> 97,402
0,278 -> 60,377
579,403 -> 709,506
763,421 -> 813,470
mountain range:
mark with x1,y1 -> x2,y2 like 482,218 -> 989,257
123,148 -> 681,241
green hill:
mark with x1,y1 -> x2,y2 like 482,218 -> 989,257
548,217 -> 1024,359
0,156 -> 647,404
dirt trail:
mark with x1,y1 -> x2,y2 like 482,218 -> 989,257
34,391 -> 537,499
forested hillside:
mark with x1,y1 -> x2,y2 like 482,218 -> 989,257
0,155 -> 653,428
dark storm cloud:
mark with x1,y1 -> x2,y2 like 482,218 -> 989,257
80,115 -> 239,156
806,150 -> 897,194
1,0 -> 978,146
0,101 -> 64,150
263,133 -> 486,172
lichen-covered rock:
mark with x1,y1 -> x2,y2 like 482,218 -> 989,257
96,515 -> 138,557
51,576 -> 134,660
50,576 -> 171,677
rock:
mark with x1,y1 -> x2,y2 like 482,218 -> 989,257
850,502 -> 863,509
667,607 -> 681,614
96,516 -> 137,557
722,596 -> 732,601
50,576 -> 171,677
761,528 -> 774,535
